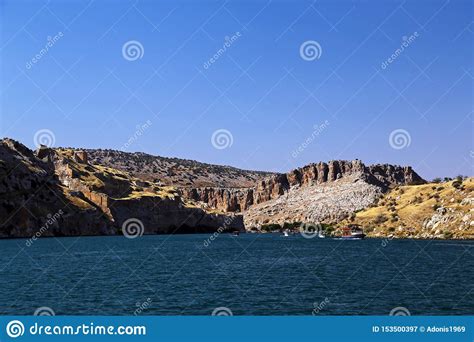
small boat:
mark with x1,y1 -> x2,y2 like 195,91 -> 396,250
318,231 -> 325,238
282,231 -> 289,237
335,225 -> 366,240
231,231 -> 240,236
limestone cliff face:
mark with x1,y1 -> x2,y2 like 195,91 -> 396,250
179,160 -> 425,213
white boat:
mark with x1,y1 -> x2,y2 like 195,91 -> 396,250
282,231 -> 289,237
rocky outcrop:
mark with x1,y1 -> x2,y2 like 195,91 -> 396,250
179,160 -> 425,213
0,139 -> 113,238
0,139 -> 243,238
244,174 -> 384,228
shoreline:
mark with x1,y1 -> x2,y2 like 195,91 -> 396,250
1,232 -> 473,242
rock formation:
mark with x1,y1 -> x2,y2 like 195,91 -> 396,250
0,139 -> 243,238
178,160 -> 425,214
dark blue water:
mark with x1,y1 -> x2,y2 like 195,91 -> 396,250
0,234 -> 472,315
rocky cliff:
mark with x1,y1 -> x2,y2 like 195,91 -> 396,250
0,139 -> 243,238
178,160 -> 425,214
5,137 -> 453,240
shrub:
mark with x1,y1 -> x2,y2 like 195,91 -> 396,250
432,178 -> 442,183
374,214 -> 388,224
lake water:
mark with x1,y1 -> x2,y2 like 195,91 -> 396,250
0,234 -> 472,315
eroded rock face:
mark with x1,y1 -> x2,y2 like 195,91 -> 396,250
179,160 -> 425,213
0,139 -> 244,238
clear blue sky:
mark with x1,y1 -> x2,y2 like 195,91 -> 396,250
1,0 -> 472,180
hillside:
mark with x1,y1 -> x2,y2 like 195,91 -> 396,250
337,178 -> 474,239
1,137 -> 471,240
76,148 -> 273,188
0,139 -> 243,238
